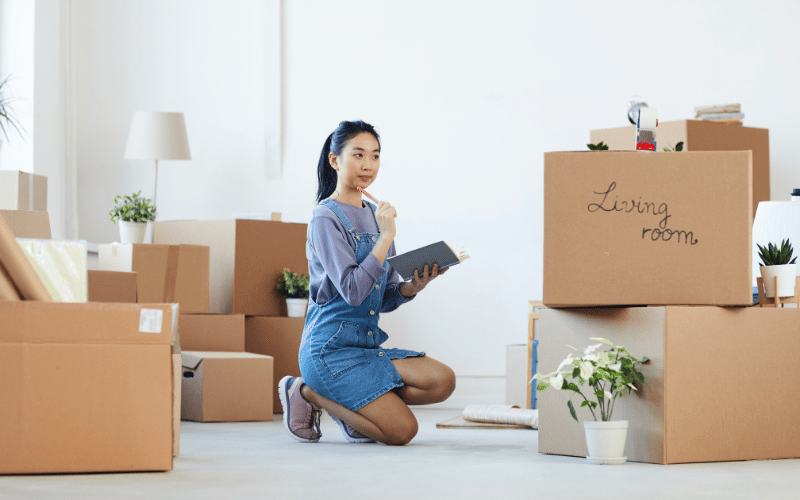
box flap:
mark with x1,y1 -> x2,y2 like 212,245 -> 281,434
182,350 -> 272,361
0,210 -> 51,239
181,352 -> 204,370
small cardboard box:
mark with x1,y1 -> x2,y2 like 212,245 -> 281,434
181,351 -> 273,422
0,301 -> 176,474
17,238 -> 88,302
0,170 -> 47,211
172,353 -> 181,457
98,243 -> 210,313
179,313 -> 245,352
245,316 -> 305,414
591,120 -> 770,217
88,270 -> 138,303
536,306 -> 800,464
543,151 -> 753,307
153,220 -> 308,315
0,210 -> 51,238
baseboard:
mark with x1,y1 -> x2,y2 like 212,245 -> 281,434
424,375 -> 506,410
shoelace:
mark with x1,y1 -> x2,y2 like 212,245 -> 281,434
310,408 -> 321,436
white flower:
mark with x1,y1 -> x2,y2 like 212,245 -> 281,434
578,360 -> 594,379
552,372 -> 564,390
604,390 -> 613,401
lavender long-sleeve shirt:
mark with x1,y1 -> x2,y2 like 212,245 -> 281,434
307,200 -> 414,311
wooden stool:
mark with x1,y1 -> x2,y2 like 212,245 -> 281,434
756,276 -> 800,308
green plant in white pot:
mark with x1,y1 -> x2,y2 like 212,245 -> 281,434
276,268 -> 309,317
109,191 -> 156,244
534,338 -> 648,465
757,239 -> 798,298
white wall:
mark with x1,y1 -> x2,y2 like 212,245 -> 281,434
35,0 -> 800,403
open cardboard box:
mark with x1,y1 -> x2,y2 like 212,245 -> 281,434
536,306 -> 800,464
153,219 -> 307,315
543,151 -> 753,307
591,120 -> 770,217
0,301 -> 177,474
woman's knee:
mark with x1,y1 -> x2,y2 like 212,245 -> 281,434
433,365 -> 457,403
383,418 -> 418,446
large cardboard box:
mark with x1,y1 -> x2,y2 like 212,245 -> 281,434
536,306 -> 800,464
0,301 -> 176,474
88,270 -> 138,303
245,317 -> 304,414
543,151 -> 753,307
0,210 -> 51,238
591,120 -> 769,217
0,170 -> 47,211
153,219 -> 308,315
98,243 -> 209,313
181,351 -> 273,422
179,313 -> 245,352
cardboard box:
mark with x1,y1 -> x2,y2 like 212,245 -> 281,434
0,213 -> 52,301
536,306 -> 800,464
0,170 -> 47,211
543,151 -> 753,307
172,353 -> 181,457
505,344 -> 527,409
179,313 -> 245,352
0,301 -> 176,474
591,120 -> 769,217
17,238 -> 88,302
98,243 -> 209,313
245,316 -> 304,414
88,270 -> 138,303
154,220 -> 308,315
180,351 -> 273,422
0,210 -> 51,238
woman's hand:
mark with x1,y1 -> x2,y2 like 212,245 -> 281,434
401,263 -> 448,297
375,201 -> 397,239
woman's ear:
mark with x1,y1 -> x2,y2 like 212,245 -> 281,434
328,152 -> 339,171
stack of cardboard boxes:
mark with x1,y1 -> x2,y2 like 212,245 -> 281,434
1,173 -> 179,474
535,139 -> 800,464
153,218 -> 308,415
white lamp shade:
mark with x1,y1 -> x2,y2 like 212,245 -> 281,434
124,111 -> 191,160
752,200 -> 800,285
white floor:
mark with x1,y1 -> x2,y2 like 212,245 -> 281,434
3,408 -> 800,500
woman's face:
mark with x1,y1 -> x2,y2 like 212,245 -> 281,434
329,132 -> 381,190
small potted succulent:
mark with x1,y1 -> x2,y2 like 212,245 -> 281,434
276,268 -> 310,317
533,338 -> 648,465
757,239 -> 798,298
109,191 -> 156,244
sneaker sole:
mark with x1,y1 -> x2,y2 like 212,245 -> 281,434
278,375 -> 320,443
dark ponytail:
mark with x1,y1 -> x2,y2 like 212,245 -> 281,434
316,120 -> 380,202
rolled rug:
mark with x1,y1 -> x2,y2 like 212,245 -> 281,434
0,216 -> 51,301
462,404 -> 538,429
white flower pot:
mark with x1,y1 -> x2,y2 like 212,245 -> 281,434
760,263 -> 797,298
286,298 -> 309,318
118,220 -> 148,244
583,420 -> 628,465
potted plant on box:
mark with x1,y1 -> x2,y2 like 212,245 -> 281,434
109,191 -> 156,244
533,338 -> 648,465
757,239 -> 798,298
277,268 -> 309,317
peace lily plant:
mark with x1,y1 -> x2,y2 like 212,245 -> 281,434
534,338 -> 648,422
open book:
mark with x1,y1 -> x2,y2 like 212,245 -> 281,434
388,241 -> 469,281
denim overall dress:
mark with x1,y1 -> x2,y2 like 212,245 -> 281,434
298,199 -> 424,411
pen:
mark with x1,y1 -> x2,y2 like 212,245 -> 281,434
357,187 -> 380,204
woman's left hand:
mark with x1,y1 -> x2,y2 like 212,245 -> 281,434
401,263 -> 448,297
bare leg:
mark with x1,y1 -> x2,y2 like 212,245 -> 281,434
299,355 -> 455,445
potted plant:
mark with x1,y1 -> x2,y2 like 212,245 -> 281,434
276,268 -> 310,317
533,338 -> 648,465
0,74 -> 25,150
109,191 -> 157,244
757,239 -> 798,298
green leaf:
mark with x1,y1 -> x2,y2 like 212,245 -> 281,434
567,400 -> 578,422
536,382 -> 550,391
675,141 -> 684,151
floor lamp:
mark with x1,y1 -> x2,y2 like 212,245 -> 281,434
124,111 -> 191,210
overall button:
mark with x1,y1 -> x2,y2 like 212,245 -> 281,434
371,236 -> 376,241
370,310 -> 375,316
368,331 -> 373,336
378,352 -> 384,356
375,284 -> 380,290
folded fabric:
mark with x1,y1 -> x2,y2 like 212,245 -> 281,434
462,404 -> 538,429
694,103 -> 741,116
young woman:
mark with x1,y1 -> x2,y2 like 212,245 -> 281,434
278,120 -> 456,445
